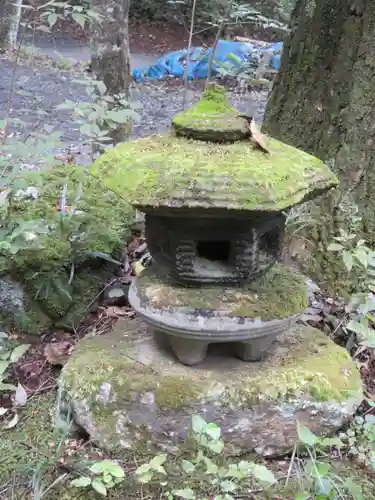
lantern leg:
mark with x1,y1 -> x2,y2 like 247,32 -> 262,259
168,336 -> 208,366
236,336 -> 275,362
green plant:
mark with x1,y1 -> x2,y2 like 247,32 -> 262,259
0,332 -> 30,392
216,49 -> 273,91
130,0 -> 291,30
205,2 -> 287,85
290,423 -> 364,499
135,415 -> 277,500
70,459 -> 125,496
32,388 -> 75,498
38,1 -> 103,32
278,0 -> 295,20
56,76 -> 140,154
0,121 -> 59,260
328,228 -> 375,350
339,412 -> 375,470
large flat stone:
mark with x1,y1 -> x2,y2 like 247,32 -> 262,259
61,318 -> 362,457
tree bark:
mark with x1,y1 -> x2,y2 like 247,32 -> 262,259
90,0 -> 132,145
0,0 -> 22,49
263,0 -> 375,294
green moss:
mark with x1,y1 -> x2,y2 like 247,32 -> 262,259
16,299 -> 54,334
171,84 -> 248,142
22,266 -> 111,322
0,392 -> 134,500
137,263 -> 308,320
0,164 -> 134,335
61,320 -> 362,427
1,164 -> 133,276
154,377 -> 201,409
0,269 -> 110,335
62,337 -> 201,413
90,130 -> 339,213
232,333 -> 361,405
188,84 -> 233,114
0,296 -> 53,335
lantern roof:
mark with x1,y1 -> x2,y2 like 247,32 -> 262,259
90,85 -> 339,212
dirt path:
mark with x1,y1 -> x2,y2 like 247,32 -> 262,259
0,52 -> 268,160
21,29 -> 157,68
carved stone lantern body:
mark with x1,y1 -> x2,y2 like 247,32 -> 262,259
146,210 -> 285,285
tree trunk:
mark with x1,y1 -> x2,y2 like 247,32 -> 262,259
0,0 -> 22,49
263,0 -> 375,294
90,0 -> 132,145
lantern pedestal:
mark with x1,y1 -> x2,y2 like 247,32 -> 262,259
129,263 -> 307,365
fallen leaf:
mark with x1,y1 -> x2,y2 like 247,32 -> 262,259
44,341 -> 74,366
12,383 -> 27,407
105,306 -> 135,318
107,287 -> 126,299
54,153 -> 75,164
131,261 -> 145,276
250,119 -> 270,154
10,343 -> 31,363
0,409 -> 19,429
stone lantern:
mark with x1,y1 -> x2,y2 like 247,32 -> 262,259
66,86 -> 363,459
93,85 -> 339,366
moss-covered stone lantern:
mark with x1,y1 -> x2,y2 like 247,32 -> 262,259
91,85 -> 339,366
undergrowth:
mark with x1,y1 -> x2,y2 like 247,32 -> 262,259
0,390 -> 374,500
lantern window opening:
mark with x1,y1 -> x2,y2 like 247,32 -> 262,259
196,240 -> 231,263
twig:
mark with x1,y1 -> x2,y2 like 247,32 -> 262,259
0,481 -> 13,498
285,443 -> 297,486
28,380 -> 58,401
68,263 -> 75,285
206,0 -> 233,85
84,278 -> 118,312
10,472 -> 16,500
182,0 -> 197,109
306,446 -> 324,491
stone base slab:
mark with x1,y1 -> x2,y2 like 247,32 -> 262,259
61,318 -> 362,457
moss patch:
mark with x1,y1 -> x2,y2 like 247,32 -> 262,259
136,263 -> 308,320
0,164 -> 134,334
90,129 -> 339,213
232,330 -> 361,404
7,298 -> 53,335
172,84 -> 249,142
61,319 -> 362,416
61,333 -> 202,413
1,164 -> 132,275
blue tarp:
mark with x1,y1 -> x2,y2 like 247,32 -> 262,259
132,39 -> 283,83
